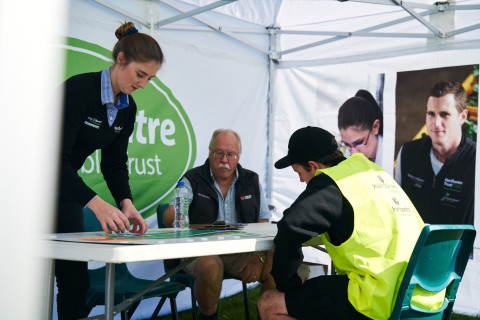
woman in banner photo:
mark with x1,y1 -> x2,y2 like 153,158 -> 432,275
338,89 -> 384,167
56,21 -> 163,319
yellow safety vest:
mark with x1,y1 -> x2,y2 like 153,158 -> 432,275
317,153 -> 426,320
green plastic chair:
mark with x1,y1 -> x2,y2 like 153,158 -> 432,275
389,224 -> 476,320
83,207 -> 186,320
157,203 -> 251,320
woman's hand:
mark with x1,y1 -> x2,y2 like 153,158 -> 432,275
120,199 -> 149,234
87,196 -> 131,234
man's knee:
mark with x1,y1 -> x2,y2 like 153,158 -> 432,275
194,256 -> 224,281
258,289 -> 284,314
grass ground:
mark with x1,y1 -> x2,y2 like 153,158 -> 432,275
153,285 -> 480,320
155,285 -> 261,320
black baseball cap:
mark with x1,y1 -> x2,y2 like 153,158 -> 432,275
275,126 -> 338,169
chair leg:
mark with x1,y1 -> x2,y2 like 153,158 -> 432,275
242,282 -> 250,320
170,298 -> 179,320
149,297 -> 168,320
127,301 -> 141,319
191,287 -> 197,320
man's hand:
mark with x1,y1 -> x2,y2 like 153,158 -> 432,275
238,253 -> 264,283
120,199 -> 149,234
87,196 -> 131,234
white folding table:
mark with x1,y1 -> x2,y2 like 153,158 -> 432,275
40,223 -> 277,320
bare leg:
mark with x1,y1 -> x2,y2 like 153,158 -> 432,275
258,289 -> 297,320
260,250 -> 276,293
193,256 -> 224,316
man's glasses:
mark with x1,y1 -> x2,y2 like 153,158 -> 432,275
340,130 -> 371,150
211,150 -> 239,160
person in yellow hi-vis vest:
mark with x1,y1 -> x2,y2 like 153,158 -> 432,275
258,126 -> 441,320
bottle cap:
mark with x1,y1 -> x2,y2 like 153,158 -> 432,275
177,181 -> 185,186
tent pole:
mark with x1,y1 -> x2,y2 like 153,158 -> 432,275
156,0 -> 236,28
266,27 -> 280,206
159,0 -> 268,54
92,0 -> 150,28
391,0 -> 445,38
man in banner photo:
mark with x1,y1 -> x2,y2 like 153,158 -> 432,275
162,129 -> 275,320
395,80 -> 476,225
257,126 -> 440,320
56,22 -> 161,319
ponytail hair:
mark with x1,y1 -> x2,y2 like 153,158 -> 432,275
338,89 -> 383,136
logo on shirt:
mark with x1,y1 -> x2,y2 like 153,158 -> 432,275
392,197 -> 399,205
440,177 -> 463,208
407,173 -> 425,189
444,177 -> 463,191
84,120 -> 99,129
240,195 -> 252,200
114,125 -> 123,133
440,191 -> 460,208
377,175 -> 384,184
197,193 -> 211,199
84,117 -> 102,129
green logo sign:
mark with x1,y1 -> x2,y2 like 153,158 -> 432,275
60,38 -> 196,218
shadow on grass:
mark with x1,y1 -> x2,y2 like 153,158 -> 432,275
153,285 -> 480,320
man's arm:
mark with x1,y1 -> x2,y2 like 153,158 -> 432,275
162,205 -> 175,228
258,182 -> 272,221
272,176 -> 344,292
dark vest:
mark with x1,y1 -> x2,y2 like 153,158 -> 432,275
400,134 -> 475,225
183,159 -> 261,224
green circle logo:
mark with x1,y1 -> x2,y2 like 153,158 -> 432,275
60,37 -> 196,218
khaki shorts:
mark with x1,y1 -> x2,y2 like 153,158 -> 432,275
182,253 -> 311,280
181,252 -> 254,278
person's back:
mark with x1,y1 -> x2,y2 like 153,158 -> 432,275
319,153 -> 424,319
259,126 -> 442,320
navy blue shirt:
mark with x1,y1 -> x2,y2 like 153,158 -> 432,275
59,71 -> 136,207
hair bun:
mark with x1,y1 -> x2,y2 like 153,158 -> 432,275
115,21 -> 137,40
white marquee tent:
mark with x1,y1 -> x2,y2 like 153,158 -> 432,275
1,0 -> 479,319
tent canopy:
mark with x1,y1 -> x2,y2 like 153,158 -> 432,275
94,0 -> 480,65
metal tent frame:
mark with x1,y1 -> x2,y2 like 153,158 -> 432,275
90,0 -> 480,201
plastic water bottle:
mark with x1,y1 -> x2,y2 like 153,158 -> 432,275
174,181 -> 189,229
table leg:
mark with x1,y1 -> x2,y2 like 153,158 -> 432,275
113,257 -> 197,315
42,258 -> 55,320
105,263 -> 115,320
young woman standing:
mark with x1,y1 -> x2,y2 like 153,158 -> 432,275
56,21 -> 163,319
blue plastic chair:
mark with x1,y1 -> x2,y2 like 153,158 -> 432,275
157,203 -> 251,320
389,224 -> 476,320
83,207 -> 186,320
